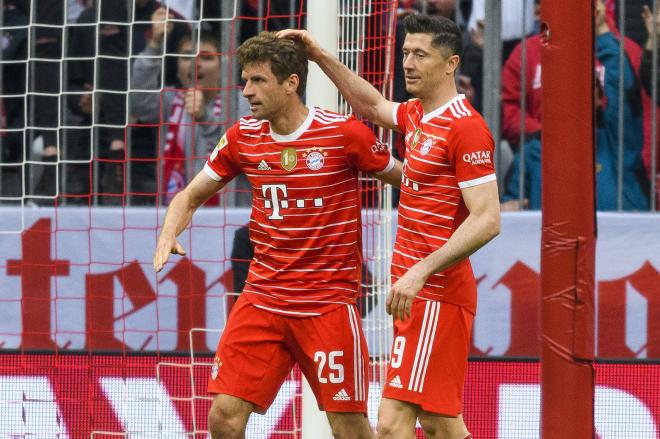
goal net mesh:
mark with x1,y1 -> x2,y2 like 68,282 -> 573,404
0,0 -> 397,436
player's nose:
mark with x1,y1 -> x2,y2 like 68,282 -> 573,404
242,81 -> 253,97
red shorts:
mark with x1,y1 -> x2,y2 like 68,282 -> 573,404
208,295 -> 369,413
382,300 -> 473,416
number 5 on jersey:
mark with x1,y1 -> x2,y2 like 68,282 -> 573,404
314,351 -> 344,384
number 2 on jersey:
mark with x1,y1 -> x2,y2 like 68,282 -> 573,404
314,351 -> 344,384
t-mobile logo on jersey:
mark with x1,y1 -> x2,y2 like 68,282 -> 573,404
262,184 -> 323,220
262,184 -> 288,220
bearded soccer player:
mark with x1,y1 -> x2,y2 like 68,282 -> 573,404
280,14 -> 500,439
153,32 -> 402,439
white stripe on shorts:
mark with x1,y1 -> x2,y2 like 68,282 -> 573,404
347,305 -> 365,401
408,301 -> 440,392
418,302 -> 440,393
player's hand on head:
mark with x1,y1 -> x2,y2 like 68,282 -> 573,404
276,29 -> 324,61
153,236 -> 186,272
386,267 -> 426,321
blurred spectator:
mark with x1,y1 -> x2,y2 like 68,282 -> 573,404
499,32 -> 543,210
132,0 -> 190,86
129,0 -> 190,205
642,2 -> 660,102
612,0 -> 651,49
15,0 -> 190,206
501,0 -> 649,211
459,19 -> 485,112
63,0 -> 134,205
420,0 -> 466,25
130,23 -> 247,204
28,0 -> 64,204
641,1 -> 660,207
67,0 -> 86,23
236,0 -> 304,47
0,2 -> 28,201
459,1 -> 541,114
468,0 -> 536,62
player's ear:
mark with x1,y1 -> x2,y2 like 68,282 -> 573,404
286,74 -> 300,95
445,54 -> 460,75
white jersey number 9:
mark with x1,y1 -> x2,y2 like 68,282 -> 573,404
390,336 -> 406,369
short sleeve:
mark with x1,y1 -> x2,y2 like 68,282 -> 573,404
448,117 -> 497,188
393,101 -> 409,133
343,118 -> 394,173
204,123 -> 241,182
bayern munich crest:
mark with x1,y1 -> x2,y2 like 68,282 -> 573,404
303,148 -> 327,171
420,138 -> 433,155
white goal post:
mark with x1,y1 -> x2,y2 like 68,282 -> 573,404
304,0 -> 396,436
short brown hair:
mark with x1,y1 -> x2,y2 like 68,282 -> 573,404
237,31 -> 308,97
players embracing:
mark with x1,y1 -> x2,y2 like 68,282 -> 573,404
281,12 -> 501,439
153,31 -> 401,438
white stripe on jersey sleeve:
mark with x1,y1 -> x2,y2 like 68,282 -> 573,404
204,163 -> 222,181
377,155 -> 396,174
458,173 -> 497,189
392,103 -> 400,127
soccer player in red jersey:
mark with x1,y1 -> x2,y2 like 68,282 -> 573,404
153,32 -> 402,439
280,14 -> 500,439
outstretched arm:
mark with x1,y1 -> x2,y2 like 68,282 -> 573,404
153,171 -> 226,272
278,29 -> 398,130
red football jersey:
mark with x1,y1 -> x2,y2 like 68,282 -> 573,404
205,107 -> 394,316
391,95 -> 495,314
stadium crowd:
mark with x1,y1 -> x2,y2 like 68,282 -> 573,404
0,0 -> 658,210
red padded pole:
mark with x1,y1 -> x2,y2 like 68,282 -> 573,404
540,0 -> 596,437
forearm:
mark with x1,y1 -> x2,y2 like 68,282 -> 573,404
316,48 -> 386,121
159,190 -> 199,240
413,212 -> 499,279
376,159 -> 403,188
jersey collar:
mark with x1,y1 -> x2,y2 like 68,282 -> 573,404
420,94 -> 465,123
269,106 -> 316,142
